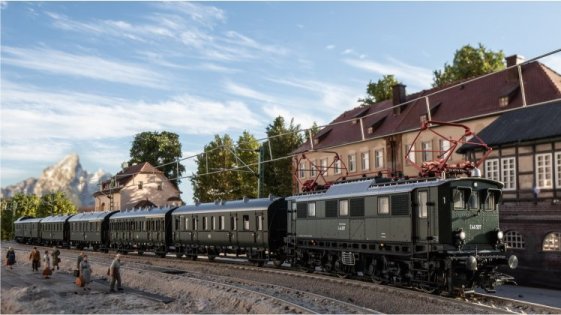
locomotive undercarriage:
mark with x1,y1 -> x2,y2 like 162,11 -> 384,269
286,241 -> 515,296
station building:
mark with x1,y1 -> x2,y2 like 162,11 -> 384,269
293,55 -> 561,288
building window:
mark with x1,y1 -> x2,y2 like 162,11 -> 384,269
378,197 -> 389,214
543,232 -> 561,251
556,152 -> 561,188
320,158 -> 328,175
348,154 -> 356,172
375,149 -> 384,168
536,153 -> 553,188
334,159 -> 341,174
138,181 -> 143,189
406,144 -> 415,164
485,159 -> 500,181
299,162 -> 306,178
505,231 -> 525,249
307,202 -> 316,217
310,161 -> 316,177
361,152 -> 370,171
439,139 -> 450,158
499,96 -> 509,107
339,200 -> 349,216
422,141 -> 432,162
418,191 -> 428,218
501,157 -> 516,190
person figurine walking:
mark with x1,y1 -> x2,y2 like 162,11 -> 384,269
80,255 -> 92,291
76,252 -> 84,276
29,247 -> 40,272
51,247 -> 61,271
6,247 -> 16,270
109,254 -> 123,292
42,250 -> 52,279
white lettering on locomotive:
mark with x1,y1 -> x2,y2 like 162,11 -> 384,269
470,224 -> 482,230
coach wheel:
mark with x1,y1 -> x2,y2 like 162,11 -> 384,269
176,252 -> 183,258
273,259 -> 284,268
191,255 -> 198,261
137,251 -> 144,256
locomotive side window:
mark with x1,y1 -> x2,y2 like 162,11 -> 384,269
339,200 -> 349,216
297,203 -> 307,218
307,202 -> 316,217
378,197 -> 389,214
243,215 -> 250,230
350,198 -> 365,217
418,191 -> 428,218
325,200 -> 338,218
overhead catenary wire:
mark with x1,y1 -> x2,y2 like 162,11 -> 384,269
106,48 -> 561,188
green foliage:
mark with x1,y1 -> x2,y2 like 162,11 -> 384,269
129,131 -> 186,186
1,192 -> 76,240
262,116 -> 303,197
359,75 -> 399,105
191,132 -> 260,203
309,122 -> 320,137
432,43 -> 505,87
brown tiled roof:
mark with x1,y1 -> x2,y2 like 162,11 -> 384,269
296,61 -> 561,153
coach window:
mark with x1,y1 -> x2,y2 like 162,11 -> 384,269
307,202 -> 316,217
231,216 -> 237,230
193,218 -> 198,230
257,215 -> 263,231
175,217 -> 180,230
418,191 -> 428,218
185,218 -> 190,231
243,215 -> 250,231
339,200 -> 349,216
211,216 -> 216,230
203,217 -> 208,231
219,216 -> 225,230
378,197 -> 389,214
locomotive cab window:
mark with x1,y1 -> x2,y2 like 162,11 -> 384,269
468,191 -> 479,210
378,197 -> 389,214
453,188 -> 471,210
339,200 -> 349,216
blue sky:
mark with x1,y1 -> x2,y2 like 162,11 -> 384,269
2,1 -> 561,202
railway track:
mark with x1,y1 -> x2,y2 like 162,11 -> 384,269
6,241 -> 559,314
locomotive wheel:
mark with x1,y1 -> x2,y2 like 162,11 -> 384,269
208,255 -> 216,261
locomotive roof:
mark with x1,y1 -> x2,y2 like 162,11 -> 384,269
14,216 -> 43,224
110,206 -> 178,219
173,197 -> 281,215
287,177 -> 499,202
40,214 -> 75,223
68,210 -> 119,222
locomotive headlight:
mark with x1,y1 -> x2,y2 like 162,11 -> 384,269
459,230 -> 466,241
508,255 -> 518,269
497,230 -> 504,240
466,255 -> 478,271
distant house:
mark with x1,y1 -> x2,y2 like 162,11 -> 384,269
93,162 -> 182,211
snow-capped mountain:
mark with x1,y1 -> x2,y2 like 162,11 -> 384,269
1,153 -> 111,207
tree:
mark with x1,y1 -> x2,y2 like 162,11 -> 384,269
432,43 -> 505,87
359,75 -> 400,105
234,131 -> 259,199
262,116 -> 303,197
129,131 -> 186,187
0,192 -> 76,240
191,134 -> 237,203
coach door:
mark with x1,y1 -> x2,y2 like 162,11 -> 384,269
415,190 -> 430,243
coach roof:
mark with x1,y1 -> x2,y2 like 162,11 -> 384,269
173,197 -> 282,215
68,210 -> 119,222
40,214 -> 75,223
111,206 -> 178,219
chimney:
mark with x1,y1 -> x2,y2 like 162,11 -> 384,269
392,83 -> 407,115
506,54 -> 526,82
506,54 -> 525,67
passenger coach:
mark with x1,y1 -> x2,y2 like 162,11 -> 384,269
69,210 -> 118,251
39,214 -> 74,247
109,206 -> 177,257
14,216 -> 43,244
171,196 -> 288,266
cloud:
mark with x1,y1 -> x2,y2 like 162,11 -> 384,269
224,81 -> 273,102
1,81 -> 264,145
344,57 -> 433,90
2,46 -> 168,89
326,45 -> 335,50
